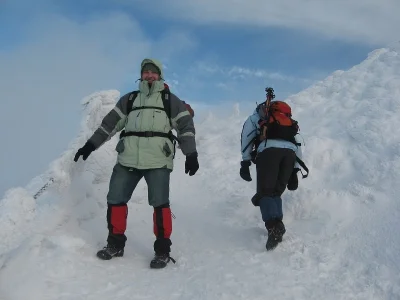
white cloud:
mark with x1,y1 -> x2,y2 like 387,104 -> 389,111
124,0 -> 400,45
0,12 -> 151,104
195,62 -> 310,83
228,66 -> 292,81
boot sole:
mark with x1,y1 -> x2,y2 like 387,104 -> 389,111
150,262 -> 168,269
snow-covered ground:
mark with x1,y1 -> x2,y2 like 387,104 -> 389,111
1,44 -> 400,300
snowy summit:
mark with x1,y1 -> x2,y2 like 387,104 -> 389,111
1,45 -> 400,300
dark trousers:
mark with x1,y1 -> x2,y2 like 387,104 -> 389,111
105,163 -> 172,254
256,147 -> 295,227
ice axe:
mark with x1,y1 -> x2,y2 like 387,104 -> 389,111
259,87 -> 275,140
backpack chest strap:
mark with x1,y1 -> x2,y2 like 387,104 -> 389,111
131,106 -> 166,112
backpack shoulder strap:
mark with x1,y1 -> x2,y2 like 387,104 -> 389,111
161,89 -> 172,126
127,90 -> 139,114
296,156 -> 309,178
119,91 -> 138,139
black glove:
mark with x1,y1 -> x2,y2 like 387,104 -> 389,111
240,160 -> 252,181
185,152 -> 199,176
74,142 -> 95,162
251,193 -> 263,206
287,168 -> 300,191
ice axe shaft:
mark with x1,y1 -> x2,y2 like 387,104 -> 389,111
260,87 -> 275,140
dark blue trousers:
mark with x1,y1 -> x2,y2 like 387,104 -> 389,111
259,196 -> 283,222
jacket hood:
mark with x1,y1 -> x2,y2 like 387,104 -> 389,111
140,58 -> 164,79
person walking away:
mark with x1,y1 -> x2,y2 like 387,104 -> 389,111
240,89 -> 308,250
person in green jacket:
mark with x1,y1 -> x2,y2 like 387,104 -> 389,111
74,58 -> 199,269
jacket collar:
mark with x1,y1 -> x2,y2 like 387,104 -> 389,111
139,80 -> 165,95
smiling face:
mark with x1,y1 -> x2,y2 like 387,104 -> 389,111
141,63 -> 161,85
141,70 -> 160,84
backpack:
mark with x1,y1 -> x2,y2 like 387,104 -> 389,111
244,100 -> 309,178
257,100 -> 299,146
162,83 -> 194,117
183,101 -> 194,117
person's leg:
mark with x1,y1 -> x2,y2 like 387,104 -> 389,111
97,164 -> 143,260
266,149 -> 296,250
274,149 -> 296,198
271,149 -> 296,240
271,196 -> 285,243
143,168 -> 174,269
256,148 -> 281,201
255,148 -> 282,227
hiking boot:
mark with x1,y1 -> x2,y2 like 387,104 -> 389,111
96,244 -> 124,260
150,253 -> 176,269
266,220 -> 286,251
266,232 -> 282,251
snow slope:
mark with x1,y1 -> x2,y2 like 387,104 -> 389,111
1,45 -> 400,300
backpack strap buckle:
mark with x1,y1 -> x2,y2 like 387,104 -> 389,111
143,131 -> 155,137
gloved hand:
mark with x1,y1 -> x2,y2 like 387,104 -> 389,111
251,193 -> 262,206
287,168 -> 300,191
74,142 -> 95,162
240,160 -> 252,181
185,152 -> 199,176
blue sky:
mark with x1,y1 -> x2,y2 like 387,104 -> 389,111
0,0 -> 399,196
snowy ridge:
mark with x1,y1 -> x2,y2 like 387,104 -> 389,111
1,46 -> 400,300
0,90 -> 121,256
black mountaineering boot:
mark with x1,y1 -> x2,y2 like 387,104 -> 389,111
266,219 -> 286,251
97,244 -> 124,260
150,253 -> 176,269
